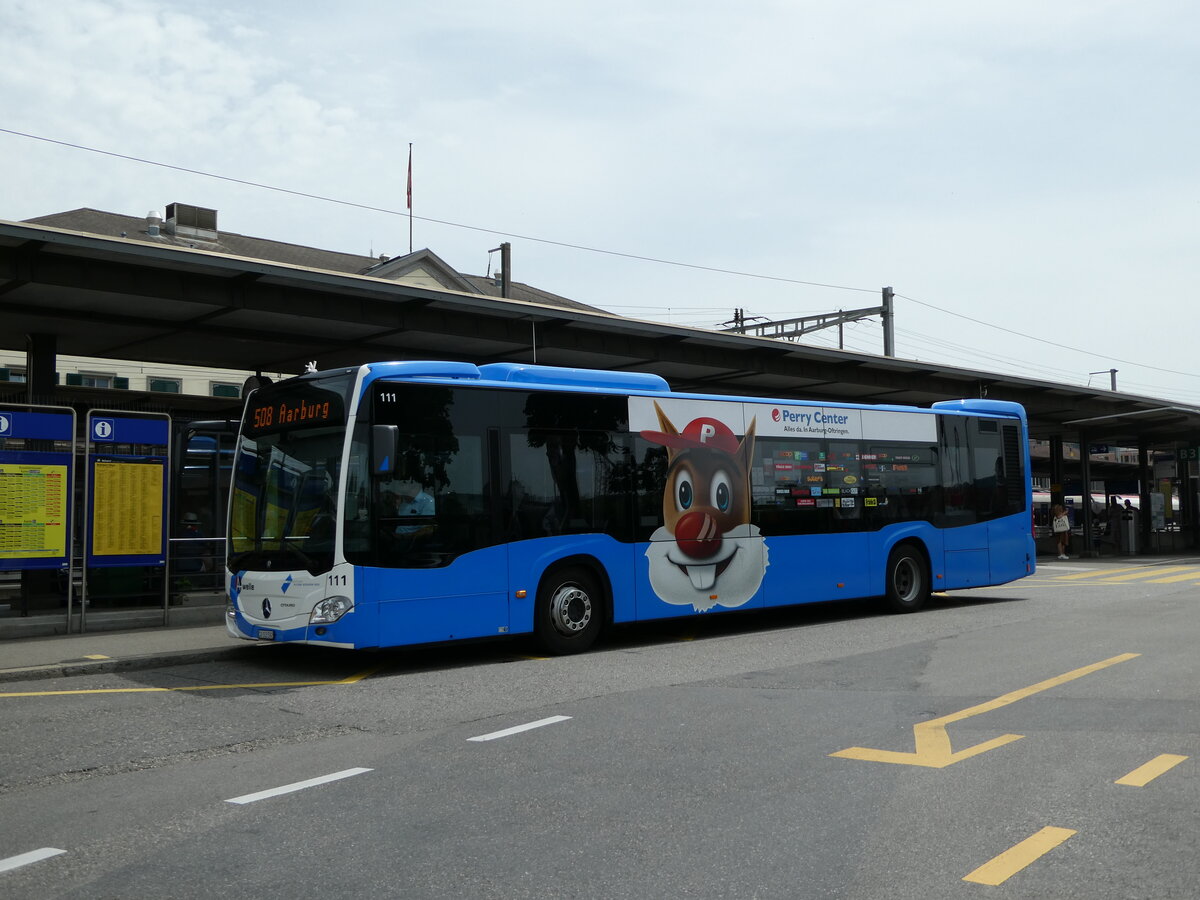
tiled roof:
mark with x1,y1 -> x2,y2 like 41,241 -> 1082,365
23,207 -> 603,313
458,275 -> 601,312
24,208 -> 377,273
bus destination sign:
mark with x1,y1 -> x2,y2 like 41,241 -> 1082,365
246,394 -> 341,435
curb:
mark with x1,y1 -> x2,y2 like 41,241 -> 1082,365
0,645 -> 271,685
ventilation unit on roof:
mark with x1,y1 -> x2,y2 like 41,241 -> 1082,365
164,203 -> 218,241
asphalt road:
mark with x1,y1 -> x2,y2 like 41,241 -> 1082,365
1,559 -> 1197,899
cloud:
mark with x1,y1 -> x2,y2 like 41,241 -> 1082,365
0,0 -> 357,215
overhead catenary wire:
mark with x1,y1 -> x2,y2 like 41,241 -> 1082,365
854,320 -> 1195,397
611,299 -> 1199,402
866,323 -> 1199,402
692,312 -> 1199,402
896,292 -> 1200,382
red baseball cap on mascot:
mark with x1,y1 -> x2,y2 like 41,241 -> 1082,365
641,417 -> 741,455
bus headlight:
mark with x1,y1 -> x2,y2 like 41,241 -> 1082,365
311,596 -> 353,624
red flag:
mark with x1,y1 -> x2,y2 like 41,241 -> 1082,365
406,144 -> 412,210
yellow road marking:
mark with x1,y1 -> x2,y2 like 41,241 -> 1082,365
82,654 -> 111,660
1084,566 -> 1193,583
1116,754 -> 1188,787
1053,567 -> 1143,581
831,653 -> 1140,768
0,665 -> 383,699
963,826 -> 1076,886
335,663 -> 389,683
1146,571 -> 1200,584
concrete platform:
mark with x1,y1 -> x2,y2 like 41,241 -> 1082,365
0,620 -> 266,684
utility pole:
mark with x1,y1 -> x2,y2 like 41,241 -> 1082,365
882,286 -> 894,357
490,242 -> 512,298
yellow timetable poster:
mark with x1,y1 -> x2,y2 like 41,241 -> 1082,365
0,463 -> 68,559
91,460 -> 164,557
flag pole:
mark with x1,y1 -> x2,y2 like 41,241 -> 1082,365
407,143 -> 413,254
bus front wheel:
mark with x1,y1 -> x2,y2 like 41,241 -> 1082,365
535,566 -> 604,654
883,544 -> 929,613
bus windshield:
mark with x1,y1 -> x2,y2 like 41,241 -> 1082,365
228,374 -> 353,574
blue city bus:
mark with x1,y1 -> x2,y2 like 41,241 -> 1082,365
225,360 -> 1034,653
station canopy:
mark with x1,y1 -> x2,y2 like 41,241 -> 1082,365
3,217 -> 1200,448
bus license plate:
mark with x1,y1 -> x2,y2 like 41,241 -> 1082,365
256,629 -> 276,641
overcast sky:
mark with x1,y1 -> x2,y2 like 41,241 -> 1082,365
2,0 -> 1198,402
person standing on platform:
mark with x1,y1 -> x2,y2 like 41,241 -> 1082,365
1051,503 -> 1071,560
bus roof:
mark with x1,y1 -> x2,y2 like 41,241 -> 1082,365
357,359 -> 1027,420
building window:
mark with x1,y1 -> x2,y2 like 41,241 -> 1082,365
148,377 -> 182,393
211,382 -> 241,398
67,372 -> 115,388
0,367 -> 26,382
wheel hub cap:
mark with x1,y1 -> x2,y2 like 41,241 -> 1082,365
551,585 -> 592,635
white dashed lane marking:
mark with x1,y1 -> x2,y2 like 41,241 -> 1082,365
468,715 -> 572,742
225,767 -> 373,805
0,848 -> 66,875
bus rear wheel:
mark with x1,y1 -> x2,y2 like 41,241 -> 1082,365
535,566 -> 604,654
883,544 -> 929,613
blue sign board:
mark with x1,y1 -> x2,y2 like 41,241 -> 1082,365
85,415 -> 170,569
0,410 -> 74,441
88,416 -> 168,446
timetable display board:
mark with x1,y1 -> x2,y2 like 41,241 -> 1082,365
0,458 -> 70,566
0,407 -> 74,571
89,459 -> 165,559
85,413 -> 170,568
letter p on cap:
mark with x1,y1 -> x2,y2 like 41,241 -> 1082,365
699,423 -> 717,443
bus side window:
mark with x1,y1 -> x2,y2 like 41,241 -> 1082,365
632,442 -> 668,539
972,418 -> 1006,520
940,417 -> 976,527
508,430 -> 616,537
749,438 -> 835,536
862,443 -> 939,526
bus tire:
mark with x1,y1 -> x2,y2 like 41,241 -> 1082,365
535,565 -> 604,654
883,544 -> 929,613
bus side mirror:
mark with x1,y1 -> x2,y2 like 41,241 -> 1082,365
372,425 -> 399,476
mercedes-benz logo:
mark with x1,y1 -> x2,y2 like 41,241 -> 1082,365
262,598 -> 272,619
